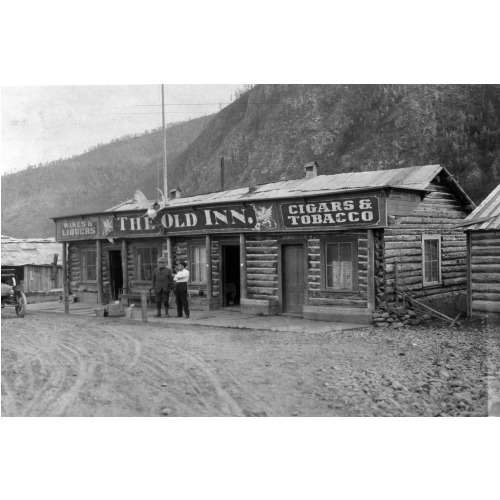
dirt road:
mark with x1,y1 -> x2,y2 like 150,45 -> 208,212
2,310 -> 498,416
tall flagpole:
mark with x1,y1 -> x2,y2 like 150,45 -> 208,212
162,84 -> 172,267
161,84 -> 168,199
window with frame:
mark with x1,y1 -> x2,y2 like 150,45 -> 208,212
422,235 -> 441,286
136,246 -> 159,281
189,244 -> 207,284
321,237 -> 358,292
81,248 -> 97,282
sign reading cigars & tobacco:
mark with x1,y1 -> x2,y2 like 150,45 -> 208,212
55,195 -> 384,241
281,196 -> 381,229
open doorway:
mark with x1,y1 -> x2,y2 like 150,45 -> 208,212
221,245 -> 240,308
108,250 -> 123,300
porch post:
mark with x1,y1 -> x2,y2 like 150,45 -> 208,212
367,229 -> 375,311
466,232 -> 472,317
240,233 -> 247,300
63,242 -> 69,314
96,239 -> 103,304
166,237 -> 173,269
206,234 -> 212,298
121,239 -> 128,292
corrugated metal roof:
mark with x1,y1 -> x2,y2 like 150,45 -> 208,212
1,236 -> 63,266
462,183 -> 500,231
108,164 -> 447,213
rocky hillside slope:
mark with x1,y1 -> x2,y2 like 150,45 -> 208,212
169,84 -> 500,202
2,84 -> 500,238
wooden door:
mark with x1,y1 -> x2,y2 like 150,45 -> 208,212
282,244 -> 305,313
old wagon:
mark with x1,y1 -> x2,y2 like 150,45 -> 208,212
1,268 -> 27,317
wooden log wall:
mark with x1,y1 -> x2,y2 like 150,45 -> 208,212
307,232 -> 368,308
125,242 -> 134,286
242,232 -> 369,306
68,243 -> 82,290
67,242 -> 98,303
101,244 -> 109,289
124,239 -> 162,294
245,235 -> 278,301
171,238 -> 219,296
68,240 -> 143,293
384,184 -> 469,302
373,229 -> 386,309
173,240 -> 187,270
470,231 -> 500,314
211,241 -> 220,297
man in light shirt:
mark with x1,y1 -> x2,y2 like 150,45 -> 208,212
173,261 -> 190,318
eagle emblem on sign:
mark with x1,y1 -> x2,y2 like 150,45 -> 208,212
251,203 -> 277,230
101,216 -> 114,236
101,216 -> 115,243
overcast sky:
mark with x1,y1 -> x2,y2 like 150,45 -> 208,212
1,84 -> 242,174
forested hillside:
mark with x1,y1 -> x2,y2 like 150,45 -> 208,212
2,84 -> 500,238
169,84 -> 500,202
1,116 -> 212,237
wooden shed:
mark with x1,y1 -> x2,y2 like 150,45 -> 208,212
459,184 -> 500,321
1,236 -> 63,293
52,164 -> 474,323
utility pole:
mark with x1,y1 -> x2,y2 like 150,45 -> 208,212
221,156 -> 225,191
162,84 -> 168,199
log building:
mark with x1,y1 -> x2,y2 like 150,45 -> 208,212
1,236 -> 63,293
53,164 -> 474,323
459,183 -> 500,321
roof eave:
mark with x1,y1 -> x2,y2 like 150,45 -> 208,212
439,165 -> 476,211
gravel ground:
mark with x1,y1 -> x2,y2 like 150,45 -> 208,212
2,309 -> 499,417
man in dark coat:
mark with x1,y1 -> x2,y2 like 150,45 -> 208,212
151,257 -> 174,317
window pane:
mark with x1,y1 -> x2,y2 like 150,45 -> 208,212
430,241 -> 437,259
326,264 -> 334,288
326,243 -> 339,263
81,249 -> 96,281
431,261 -> 438,282
424,240 -> 431,257
339,243 -> 352,261
137,247 -> 158,281
137,249 -> 145,280
325,242 -> 353,290
190,245 -> 207,283
424,238 -> 440,283
425,260 -> 432,283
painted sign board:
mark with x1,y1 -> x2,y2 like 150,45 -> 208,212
56,217 -> 100,240
281,196 -> 381,229
55,202 -> 279,241
55,193 -> 386,241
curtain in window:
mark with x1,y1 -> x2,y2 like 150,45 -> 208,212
190,245 -> 207,283
326,242 -> 353,290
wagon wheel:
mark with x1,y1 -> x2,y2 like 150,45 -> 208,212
15,292 -> 27,318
